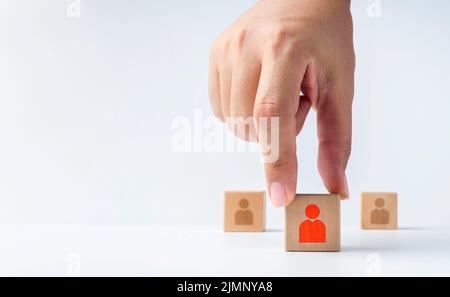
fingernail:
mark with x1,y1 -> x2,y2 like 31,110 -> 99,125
270,182 -> 286,207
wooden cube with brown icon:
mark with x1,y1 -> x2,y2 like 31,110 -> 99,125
224,191 -> 265,232
361,192 -> 398,230
285,194 -> 340,252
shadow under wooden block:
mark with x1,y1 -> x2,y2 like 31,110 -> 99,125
224,191 -> 265,232
285,194 -> 340,252
361,192 -> 398,230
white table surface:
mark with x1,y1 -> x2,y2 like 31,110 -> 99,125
1,224 -> 448,276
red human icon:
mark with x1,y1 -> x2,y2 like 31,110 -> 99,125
299,204 -> 326,243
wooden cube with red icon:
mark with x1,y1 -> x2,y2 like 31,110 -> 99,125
285,194 -> 340,252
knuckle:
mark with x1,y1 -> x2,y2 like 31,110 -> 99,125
233,28 -> 248,51
211,34 -> 229,55
254,102 -> 281,118
271,155 -> 289,168
267,24 -> 300,56
210,40 -> 222,59
266,154 -> 293,170
320,140 -> 352,159
271,25 -> 291,46
212,28 -> 249,56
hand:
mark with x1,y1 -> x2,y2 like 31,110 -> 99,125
209,0 -> 355,206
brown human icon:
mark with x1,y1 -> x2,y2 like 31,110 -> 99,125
299,204 -> 326,243
371,198 -> 389,224
235,199 -> 253,225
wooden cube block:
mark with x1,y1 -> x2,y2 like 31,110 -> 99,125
285,194 -> 340,252
361,192 -> 398,230
224,191 -> 265,232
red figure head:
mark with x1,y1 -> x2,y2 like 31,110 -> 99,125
305,204 -> 320,219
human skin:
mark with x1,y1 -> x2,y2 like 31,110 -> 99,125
208,0 -> 355,207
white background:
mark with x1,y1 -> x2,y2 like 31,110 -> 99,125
1,0 -> 450,276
